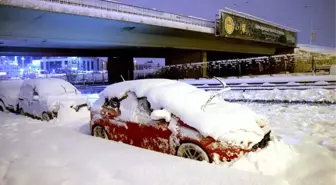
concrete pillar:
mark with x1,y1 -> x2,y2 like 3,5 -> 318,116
202,51 -> 207,77
88,60 -> 91,71
165,50 -> 203,66
82,60 -> 85,71
165,50 -> 207,79
107,56 -> 134,84
275,47 -> 295,55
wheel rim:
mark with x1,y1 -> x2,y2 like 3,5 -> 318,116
177,143 -> 209,162
42,113 -> 50,121
93,126 -> 108,139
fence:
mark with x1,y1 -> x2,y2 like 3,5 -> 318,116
143,53 -> 335,80
143,54 -> 296,79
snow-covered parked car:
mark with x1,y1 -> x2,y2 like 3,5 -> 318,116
90,79 -> 271,163
17,78 -> 88,121
0,79 -> 24,112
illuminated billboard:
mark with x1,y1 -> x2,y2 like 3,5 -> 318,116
218,9 -> 297,47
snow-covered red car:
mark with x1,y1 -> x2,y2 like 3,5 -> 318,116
90,79 -> 271,163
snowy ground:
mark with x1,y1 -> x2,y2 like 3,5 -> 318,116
242,103 -> 336,185
0,111 -> 287,185
0,100 -> 335,184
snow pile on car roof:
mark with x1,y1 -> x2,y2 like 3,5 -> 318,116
93,79 -> 265,144
24,78 -> 78,95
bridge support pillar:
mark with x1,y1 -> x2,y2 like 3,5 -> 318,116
107,56 -> 134,84
165,50 -> 207,78
201,51 -> 207,77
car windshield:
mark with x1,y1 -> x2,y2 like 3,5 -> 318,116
36,80 -> 78,96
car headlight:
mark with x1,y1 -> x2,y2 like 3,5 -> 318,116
51,103 -> 60,112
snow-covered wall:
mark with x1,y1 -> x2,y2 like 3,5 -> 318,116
124,0 -> 336,47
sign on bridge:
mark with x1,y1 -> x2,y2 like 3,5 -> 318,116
217,9 -> 297,47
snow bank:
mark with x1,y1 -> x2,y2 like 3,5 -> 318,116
243,103 -> 336,185
297,44 -> 336,56
55,104 -> 90,123
0,112 -> 287,185
220,89 -> 336,103
226,139 -> 298,176
92,79 -> 265,145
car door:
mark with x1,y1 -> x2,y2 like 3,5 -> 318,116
98,92 -> 143,146
112,92 -> 149,147
19,84 -> 43,117
19,83 -> 33,114
134,97 -> 173,154
30,88 -> 43,117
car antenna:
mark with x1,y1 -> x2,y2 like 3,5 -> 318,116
120,75 -> 125,81
201,77 -> 231,111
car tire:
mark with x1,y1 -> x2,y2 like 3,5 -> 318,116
0,101 -> 7,112
177,143 -> 210,163
42,112 -> 52,122
92,125 -> 109,140
19,108 -> 25,115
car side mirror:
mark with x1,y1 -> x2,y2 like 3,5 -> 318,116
33,95 -> 39,101
150,109 -> 171,122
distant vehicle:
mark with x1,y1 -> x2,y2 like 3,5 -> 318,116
16,78 -> 89,121
0,78 -> 88,121
0,79 -> 24,113
90,79 -> 271,163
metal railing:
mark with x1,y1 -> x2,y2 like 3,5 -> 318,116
33,0 -> 215,28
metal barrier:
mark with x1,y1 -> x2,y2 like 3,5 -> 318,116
28,0 -> 215,28
148,54 -> 298,79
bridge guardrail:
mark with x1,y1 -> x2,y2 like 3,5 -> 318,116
34,0 -> 215,28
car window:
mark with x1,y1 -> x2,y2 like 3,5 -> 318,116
33,87 -> 39,96
20,84 -> 34,99
103,97 -> 120,109
137,97 -> 151,116
117,92 -> 152,124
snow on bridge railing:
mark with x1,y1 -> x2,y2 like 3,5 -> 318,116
29,0 -> 215,28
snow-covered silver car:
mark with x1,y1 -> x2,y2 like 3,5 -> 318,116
17,78 -> 88,121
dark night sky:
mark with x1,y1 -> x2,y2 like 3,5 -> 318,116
123,0 -> 335,47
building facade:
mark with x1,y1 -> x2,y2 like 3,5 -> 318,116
40,57 -> 106,73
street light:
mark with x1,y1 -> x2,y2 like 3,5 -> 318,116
21,56 -> 25,70
304,5 -> 315,45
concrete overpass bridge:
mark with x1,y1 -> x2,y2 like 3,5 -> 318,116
0,0 -> 298,82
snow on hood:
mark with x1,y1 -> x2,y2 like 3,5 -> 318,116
43,94 -> 88,109
93,79 -> 265,144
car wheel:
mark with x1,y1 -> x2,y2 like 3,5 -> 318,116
0,101 -> 6,112
42,112 -> 51,121
92,125 -> 108,140
177,143 -> 210,163
19,108 -> 25,115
